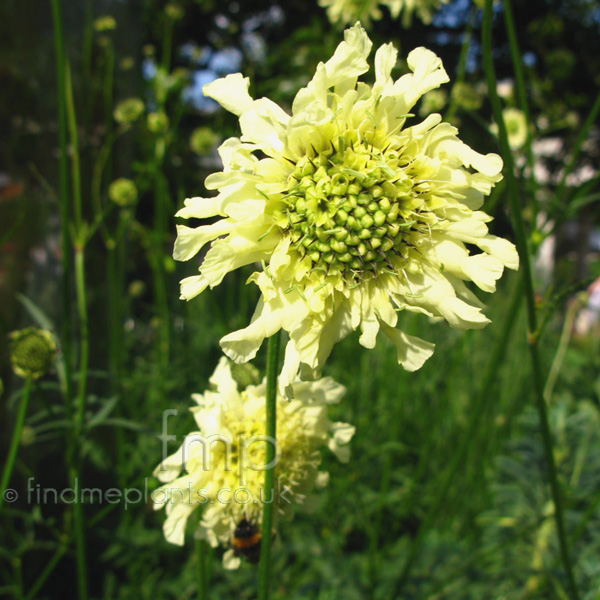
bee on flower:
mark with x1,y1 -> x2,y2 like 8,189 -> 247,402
174,23 -> 518,393
152,358 -> 354,569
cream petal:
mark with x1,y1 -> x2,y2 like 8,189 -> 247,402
175,196 -> 223,219
239,98 -> 290,154
173,221 -> 233,262
209,356 -> 240,398
439,296 -> 490,329
381,324 -> 436,371
462,254 -> 505,293
203,73 -> 253,117
221,292 -> 309,363
374,43 -> 398,90
199,234 -> 271,289
222,549 -> 242,570
153,444 -> 185,483
163,501 -> 198,546
179,275 -> 209,300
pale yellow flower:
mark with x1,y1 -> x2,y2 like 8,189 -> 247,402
153,358 -> 354,568
174,24 -> 518,392
319,0 -> 448,27
491,108 -> 528,150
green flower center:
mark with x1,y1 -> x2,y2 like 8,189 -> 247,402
283,131 -> 429,283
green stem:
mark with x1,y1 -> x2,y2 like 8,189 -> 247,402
482,2 -> 580,597
50,0 -> 74,423
103,41 -> 115,143
502,0 -> 537,214
444,6 -> 476,122
555,89 -> 600,204
65,63 -> 83,233
544,297 -> 580,402
393,276 -> 523,594
257,333 -> 281,600
196,537 -> 209,600
74,248 -> 90,438
0,378 -> 33,513
81,0 -> 93,128
64,35 -> 90,600
25,540 -> 70,600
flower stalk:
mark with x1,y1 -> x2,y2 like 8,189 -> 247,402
482,1 -> 579,597
0,377 -> 33,513
51,3 -> 89,597
257,333 -> 281,600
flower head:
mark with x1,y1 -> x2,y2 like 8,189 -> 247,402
93,15 -> 116,32
190,127 -> 219,156
175,24 -> 518,391
491,108 -> 528,150
108,178 -> 138,207
153,358 -> 353,568
9,328 -> 57,380
113,98 -> 145,124
319,0 -> 448,27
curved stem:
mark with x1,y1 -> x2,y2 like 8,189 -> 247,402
0,378 -> 33,513
257,333 -> 281,600
393,276 -> 523,594
482,2 -> 580,597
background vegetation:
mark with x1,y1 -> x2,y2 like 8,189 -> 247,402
1,0 -> 599,598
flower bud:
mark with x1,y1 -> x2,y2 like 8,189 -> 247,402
109,178 -> 138,207
9,328 -> 57,380
114,98 -> 145,124
190,127 -> 218,155
147,111 -> 169,134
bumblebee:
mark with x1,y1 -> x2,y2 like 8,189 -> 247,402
231,517 -> 262,564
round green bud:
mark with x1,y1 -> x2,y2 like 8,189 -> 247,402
354,206 -> 367,219
371,185 -> 383,199
190,127 -> 218,155
373,211 -> 387,227
109,178 -> 138,207
165,3 -> 185,19
9,328 -> 57,380
21,426 -> 36,446
378,197 -> 391,213
330,240 -> 347,253
114,98 -> 145,124
94,15 -> 116,32
451,82 -> 483,111
128,280 -> 146,298
119,56 -> 135,71
360,214 -> 374,229
335,210 -> 348,224
346,234 -> 360,246
147,111 -> 169,134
